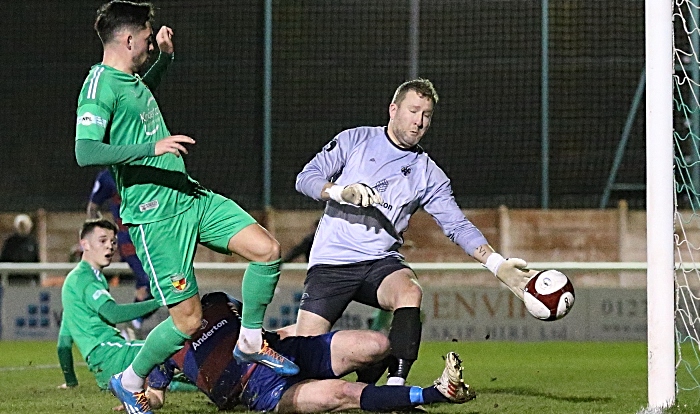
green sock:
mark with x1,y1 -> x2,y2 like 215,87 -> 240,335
371,309 -> 393,331
132,316 -> 190,378
241,259 -> 281,329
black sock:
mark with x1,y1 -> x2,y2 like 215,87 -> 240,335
356,358 -> 390,384
387,307 -> 421,379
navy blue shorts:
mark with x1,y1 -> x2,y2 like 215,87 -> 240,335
123,254 -> 150,290
240,331 -> 338,412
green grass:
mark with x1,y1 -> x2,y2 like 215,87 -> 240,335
0,341 -> 699,413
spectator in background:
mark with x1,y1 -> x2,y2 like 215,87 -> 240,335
0,214 -> 40,284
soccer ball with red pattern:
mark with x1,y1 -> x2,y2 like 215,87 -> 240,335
523,270 -> 575,321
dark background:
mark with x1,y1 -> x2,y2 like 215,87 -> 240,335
0,0 -> 646,211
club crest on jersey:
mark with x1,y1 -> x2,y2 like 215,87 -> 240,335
170,273 -> 187,292
401,165 -> 412,176
374,179 -> 389,192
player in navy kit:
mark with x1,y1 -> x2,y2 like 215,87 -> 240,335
144,291 -> 474,412
88,168 -> 154,331
293,78 -> 538,385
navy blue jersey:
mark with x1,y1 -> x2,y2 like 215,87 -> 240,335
167,292 -> 255,409
90,169 -> 137,258
150,293 -> 338,411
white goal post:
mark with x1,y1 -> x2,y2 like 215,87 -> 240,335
646,0 -> 676,409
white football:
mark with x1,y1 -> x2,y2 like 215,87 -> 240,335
523,269 -> 575,321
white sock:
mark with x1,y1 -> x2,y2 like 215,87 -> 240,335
237,327 -> 263,353
386,376 -> 406,386
121,365 -> 145,393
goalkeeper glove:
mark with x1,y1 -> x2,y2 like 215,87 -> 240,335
484,253 -> 537,301
325,183 -> 383,207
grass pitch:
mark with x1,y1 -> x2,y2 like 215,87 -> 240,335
0,340 -> 698,413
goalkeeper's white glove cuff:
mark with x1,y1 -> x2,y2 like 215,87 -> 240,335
484,252 -> 506,275
324,184 -> 350,205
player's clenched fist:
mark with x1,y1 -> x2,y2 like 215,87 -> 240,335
155,135 -> 195,157
325,183 -> 383,207
155,26 -> 174,54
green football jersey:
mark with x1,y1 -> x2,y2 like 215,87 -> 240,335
75,63 -> 194,224
60,260 -> 123,358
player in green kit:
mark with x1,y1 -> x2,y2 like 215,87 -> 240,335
58,219 -> 161,390
74,2 -> 297,413
57,219 -> 195,392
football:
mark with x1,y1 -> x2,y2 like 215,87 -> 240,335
523,269 -> 575,321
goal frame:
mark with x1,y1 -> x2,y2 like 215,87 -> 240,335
646,0 -> 676,408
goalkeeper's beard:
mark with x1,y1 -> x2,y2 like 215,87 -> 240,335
390,123 -> 425,149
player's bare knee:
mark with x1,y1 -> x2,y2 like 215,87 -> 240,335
337,381 -> 364,406
406,282 -> 423,300
366,331 -> 391,360
266,238 -> 281,261
390,283 -> 422,309
185,318 -> 203,336
251,237 -> 281,262
172,311 -> 203,336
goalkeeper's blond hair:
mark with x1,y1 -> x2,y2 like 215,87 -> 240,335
392,78 -> 439,106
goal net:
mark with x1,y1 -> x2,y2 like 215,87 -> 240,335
674,0 -> 700,400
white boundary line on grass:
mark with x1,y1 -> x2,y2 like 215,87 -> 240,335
0,362 -> 86,372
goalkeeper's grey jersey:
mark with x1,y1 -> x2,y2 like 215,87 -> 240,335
296,126 -> 488,267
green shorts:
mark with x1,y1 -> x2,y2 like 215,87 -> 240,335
129,190 -> 257,306
87,340 -> 145,390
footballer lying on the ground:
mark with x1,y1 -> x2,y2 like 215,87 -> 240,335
143,291 -> 475,413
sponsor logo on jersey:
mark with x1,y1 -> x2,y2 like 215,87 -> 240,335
374,179 -> 389,192
170,273 -> 187,292
139,107 -> 161,123
139,200 -> 159,212
92,289 -> 111,301
324,139 -> 338,152
373,180 -> 393,210
77,112 -> 108,128
191,319 -> 228,350
140,106 -> 162,136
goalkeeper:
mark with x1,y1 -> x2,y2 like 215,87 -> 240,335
57,219 -> 176,390
294,78 -> 537,385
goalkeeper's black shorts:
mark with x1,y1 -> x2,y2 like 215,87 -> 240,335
299,256 -> 413,324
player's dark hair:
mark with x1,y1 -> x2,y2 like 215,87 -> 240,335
392,78 -> 439,106
80,219 -> 118,239
94,1 -> 155,44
